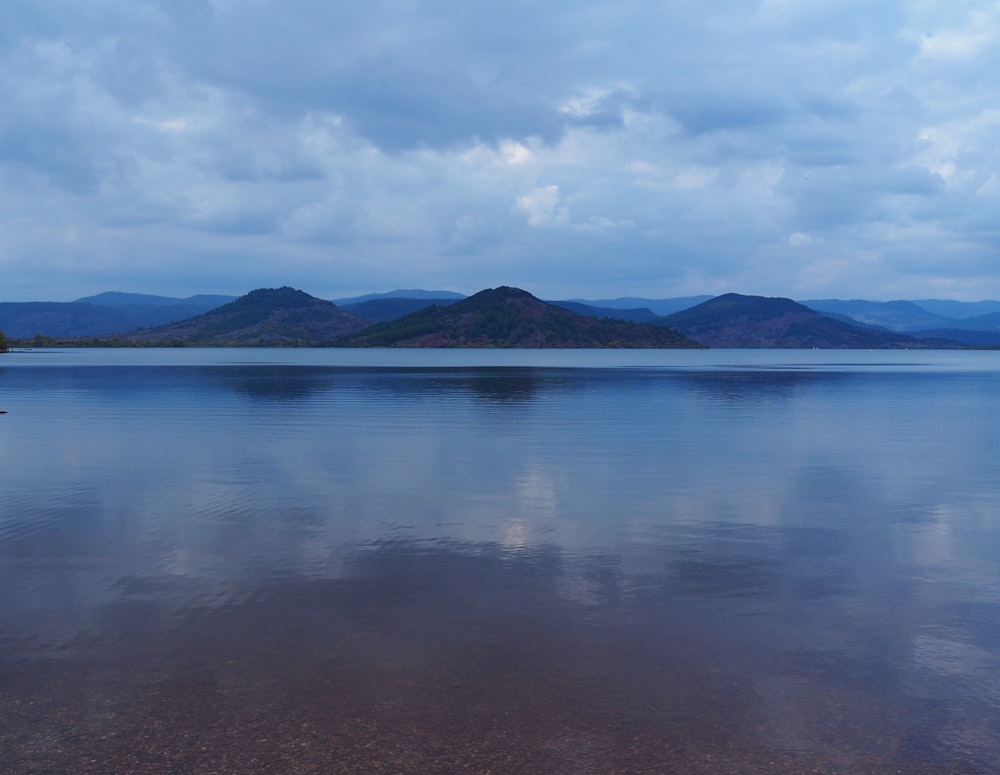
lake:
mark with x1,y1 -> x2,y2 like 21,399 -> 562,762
2,348 -> 1000,773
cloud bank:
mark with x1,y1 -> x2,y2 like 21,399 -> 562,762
2,0 -> 999,301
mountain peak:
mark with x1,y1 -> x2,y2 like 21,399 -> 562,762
701,293 -> 804,313
238,287 -> 318,306
467,286 -> 538,301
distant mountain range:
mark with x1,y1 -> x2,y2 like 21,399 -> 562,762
75,291 -> 237,309
799,298 -> 1000,346
0,293 -> 236,339
3,286 -> 999,348
804,297 -> 1000,327
565,295 -> 716,317
338,296 -> 462,323
334,289 -> 466,305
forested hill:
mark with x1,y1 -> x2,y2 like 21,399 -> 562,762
116,287 -> 368,344
659,293 -> 952,348
339,286 -> 701,348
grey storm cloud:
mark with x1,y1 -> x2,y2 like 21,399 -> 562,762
1,0 -> 999,301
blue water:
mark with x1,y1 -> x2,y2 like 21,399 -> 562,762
2,348 -> 1000,772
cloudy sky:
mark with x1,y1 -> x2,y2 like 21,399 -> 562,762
2,1 -> 999,302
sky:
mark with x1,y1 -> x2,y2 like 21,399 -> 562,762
2,0 -> 999,302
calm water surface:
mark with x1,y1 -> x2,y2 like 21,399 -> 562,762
2,348 -> 1000,773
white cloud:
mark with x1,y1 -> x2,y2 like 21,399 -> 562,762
559,87 -> 615,118
917,5 -> 1000,60
132,116 -> 189,133
499,139 -> 534,166
515,185 -> 569,227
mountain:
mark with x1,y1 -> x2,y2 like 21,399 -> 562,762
338,295 -> 658,325
934,311 -> 1000,332
0,302 -> 137,338
660,293 -> 955,348
571,295 -> 713,316
912,299 -> 1000,319
75,291 -> 236,309
546,300 -> 658,323
908,329 -> 1000,347
333,289 -> 466,305
908,311 -> 1000,346
6,288 -> 995,347
802,299 -> 955,332
802,298 -> 1000,334
115,287 -> 368,344
340,297 -> 460,322
0,293 -> 235,338
339,286 -> 701,348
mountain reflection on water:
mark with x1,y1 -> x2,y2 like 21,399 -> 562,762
1,350 -> 1000,773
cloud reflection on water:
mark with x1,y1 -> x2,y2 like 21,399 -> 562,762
2,359 -> 1000,769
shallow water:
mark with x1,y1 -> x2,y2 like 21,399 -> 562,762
2,348 -> 1000,772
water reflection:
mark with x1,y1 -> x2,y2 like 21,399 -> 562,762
2,357 -> 1000,771
4,534 -> 1000,771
